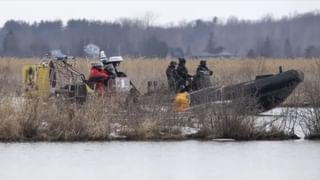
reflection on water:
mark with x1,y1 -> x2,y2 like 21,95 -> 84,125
0,141 -> 319,180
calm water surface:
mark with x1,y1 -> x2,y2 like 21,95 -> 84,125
0,140 -> 319,180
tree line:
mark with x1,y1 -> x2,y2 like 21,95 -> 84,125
0,11 -> 319,58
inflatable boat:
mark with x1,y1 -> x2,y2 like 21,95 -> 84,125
189,69 -> 304,113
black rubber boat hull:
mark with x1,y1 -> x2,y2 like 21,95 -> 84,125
189,70 -> 304,113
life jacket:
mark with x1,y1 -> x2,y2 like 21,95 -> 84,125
175,91 -> 190,112
88,67 -> 109,93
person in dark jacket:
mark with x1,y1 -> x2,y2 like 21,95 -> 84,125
193,60 -> 213,90
166,61 -> 178,91
176,58 -> 192,92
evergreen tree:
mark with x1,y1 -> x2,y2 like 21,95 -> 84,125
186,46 -> 192,56
284,38 -> 293,58
2,30 -> 20,56
261,36 -> 273,58
247,48 -> 257,58
205,32 -> 216,54
141,36 -> 168,58
305,45 -> 318,58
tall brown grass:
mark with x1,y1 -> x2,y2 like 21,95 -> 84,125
0,57 -> 319,141
298,61 -> 320,139
1,57 -> 317,94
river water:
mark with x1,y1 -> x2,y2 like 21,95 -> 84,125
0,140 -> 319,180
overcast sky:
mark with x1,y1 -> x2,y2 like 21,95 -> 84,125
0,0 -> 319,26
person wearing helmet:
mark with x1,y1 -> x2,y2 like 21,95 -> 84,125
197,60 -> 213,76
88,62 -> 109,93
100,53 -> 124,77
176,58 -> 192,92
166,61 -> 178,92
99,50 -> 115,76
102,60 -> 116,77
193,60 -> 213,90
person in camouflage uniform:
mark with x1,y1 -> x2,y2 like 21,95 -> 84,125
176,58 -> 192,92
166,61 -> 178,91
193,60 -> 213,90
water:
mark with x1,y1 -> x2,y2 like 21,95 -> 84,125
1,140 -> 319,180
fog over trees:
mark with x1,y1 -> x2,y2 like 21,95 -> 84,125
0,11 -> 319,58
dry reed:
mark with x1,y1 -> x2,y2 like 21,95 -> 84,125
0,57 -> 319,141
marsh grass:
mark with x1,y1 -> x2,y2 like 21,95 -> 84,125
1,57 -> 317,88
188,92 -> 298,140
299,73 -> 320,139
0,57 -> 318,141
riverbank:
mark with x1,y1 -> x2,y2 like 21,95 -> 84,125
0,96 -> 305,142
